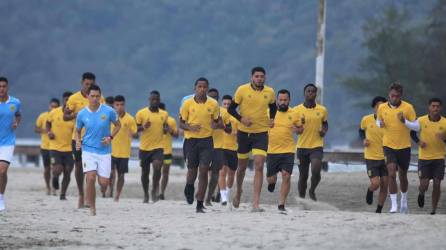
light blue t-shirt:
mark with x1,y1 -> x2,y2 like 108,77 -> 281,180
0,96 -> 21,146
76,104 -> 117,155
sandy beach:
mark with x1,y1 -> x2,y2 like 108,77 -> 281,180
1,166 -> 445,250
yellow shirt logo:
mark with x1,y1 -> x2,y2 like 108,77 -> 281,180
101,115 -> 106,121
9,105 -> 15,112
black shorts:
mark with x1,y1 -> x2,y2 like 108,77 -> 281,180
40,149 -> 51,167
223,149 -> 238,171
297,147 -> 323,167
71,140 -> 82,162
184,137 -> 213,169
383,147 -> 411,171
267,153 -> 295,177
112,157 -> 129,174
211,149 -> 224,171
139,149 -> 164,169
418,159 -> 445,180
366,159 -> 388,177
51,151 -> 74,167
237,131 -> 268,158
164,154 -> 173,164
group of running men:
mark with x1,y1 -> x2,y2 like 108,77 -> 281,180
0,66 -> 444,215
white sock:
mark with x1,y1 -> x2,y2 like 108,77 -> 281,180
390,194 -> 397,208
220,189 -> 227,202
0,193 -> 3,200
401,192 -> 408,206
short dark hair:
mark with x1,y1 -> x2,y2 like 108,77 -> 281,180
82,72 -> 96,81
208,88 -> 219,94
150,90 -> 160,96
222,95 -> 232,101
429,98 -> 442,105
195,77 -> 209,86
371,96 -> 387,108
114,95 -> 125,103
278,89 -> 291,98
159,102 -> 166,110
0,76 -> 8,84
105,96 -> 115,105
389,82 -> 403,94
62,91 -> 73,99
251,66 -> 266,75
50,98 -> 60,106
304,83 -> 317,92
87,84 -> 101,94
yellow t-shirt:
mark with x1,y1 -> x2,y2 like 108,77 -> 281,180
112,113 -> 137,158
162,116 -> 178,155
360,114 -> 384,160
66,91 -> 105,139
35,111 -> 50,150
268,109 -> 300,154
377,101 -> 416,149
136,108 -> 168,151
223,115 -> 238,151
180,97 -> 220,139
212,107 -> 226,149
418,115 -> 446,160
294,104 -> 328,149
47,107 -> 75,152
233,83 -> 275,133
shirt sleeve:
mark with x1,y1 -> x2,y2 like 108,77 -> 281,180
15,100 -> 21,115
360,117 -> 366,130
212,104 -> 220,120
180,101 -> 189,121
36,114 -> 43,128
110,109 -> 118,123
171,119 -> 178,133
130,118 -> 138,134
406,105 -> 417,121
135,111 -> 143,125
322,108 -> 328,122
76,112 -> 84,130
269,89 -> 276,104
66,97 -> 75,112
233,87 -> 242,105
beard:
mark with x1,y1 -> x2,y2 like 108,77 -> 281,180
278,105 -> 288,112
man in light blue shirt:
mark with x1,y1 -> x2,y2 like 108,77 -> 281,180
0,77 -> 21,211
75,84 -> 121,216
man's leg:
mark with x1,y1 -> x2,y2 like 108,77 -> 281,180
252,154 -> 266,209
196,164 -> 209,212
0,162 -> 9,211
218,166 -> 228,204
279,170 -> 291,210
308,157 -> 322,201
418,177 -> 429,208
376,176 -> 388,213
141,165 -> 150,203
366,177 -> 380,205
233,158 -> 248,208
115,172 -> 125,202
42,150 -> 52,195
206,160 -> 220,206
85,171 -> 97,216
107,165 -> 116,198
398,168 -> 409,213
386,162 -> 398,213
52,163 -> 63,196
160,162 -> 171,199
60,163 -> 74,200
151,159 -> 163,202
73,141 -> 84,208
431,178 -> 441,215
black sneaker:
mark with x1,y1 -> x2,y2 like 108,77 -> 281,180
278,204 -> 286,211
196,201 -> 206,213
184,184 -> 194,205
158,194 -> 165,200
418,193 -> 425,208
430,210 -> 436,215
60,194 -> 66,200
366,188 -> 373,205
309,190 -> 317,201
268,183 -> 276,193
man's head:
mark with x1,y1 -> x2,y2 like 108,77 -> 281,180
62,91 -> 72,106
251,66 -> 266,88
81,72 -> 96,93
194,77 -> 209,98
208,88 -> 219,101
105,96 -> 115,107
303,83 -> 317,102
0,77 -> 9,97
371,96 -> 387,113
277,89 -> 291,112
388,83 -> 403,106
222,95 -> 232,109
428,98 -> 442,117
87,84 -> 101,106
149,90 -> 160,109
49,98 -> 60,111
114,95 -> 126,114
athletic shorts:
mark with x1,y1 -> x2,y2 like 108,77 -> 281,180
211,148 -> 224,171
223,149 -> 238,171
40,149 -> 51,167
418,159 -> 445,180
139,149 -> 164,169
51,150 -> 74,167
383,147 -> 411,171
366,159 -> 388,177
296,147 -> 323,167
112,157 -> 129,174
267,153 -> 295,177
0,145 -> 14,165
164,154 -> 172,165
72,140 -> 82,162
82,151 -> 111,178
184,137 -> 213,169
237,131 -> 268,159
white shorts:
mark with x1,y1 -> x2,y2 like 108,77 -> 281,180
82,151 -> 111,178
0,146 -> 14,164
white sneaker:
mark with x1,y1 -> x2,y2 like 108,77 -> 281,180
0,199 -> 5,211
400,205 -> 409,214
389,206 -> 398,213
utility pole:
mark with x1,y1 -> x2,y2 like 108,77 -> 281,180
315,0 -> 326,104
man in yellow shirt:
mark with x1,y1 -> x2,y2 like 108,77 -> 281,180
35,98 -> 60,195
180,77 -> 220,213
294,84 -> 328,201
109,95 -> 137,202
46,92 -> 74,200
227,67 -> 276,212
266,89 -> 302,212
63,72 -> 104,208
136,91 -> 169,203
219,95 -> 238,207
406,98 -> 446,215
376,83 -> 416,213
359,96 -> 388,213
159,102 -> 179,200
